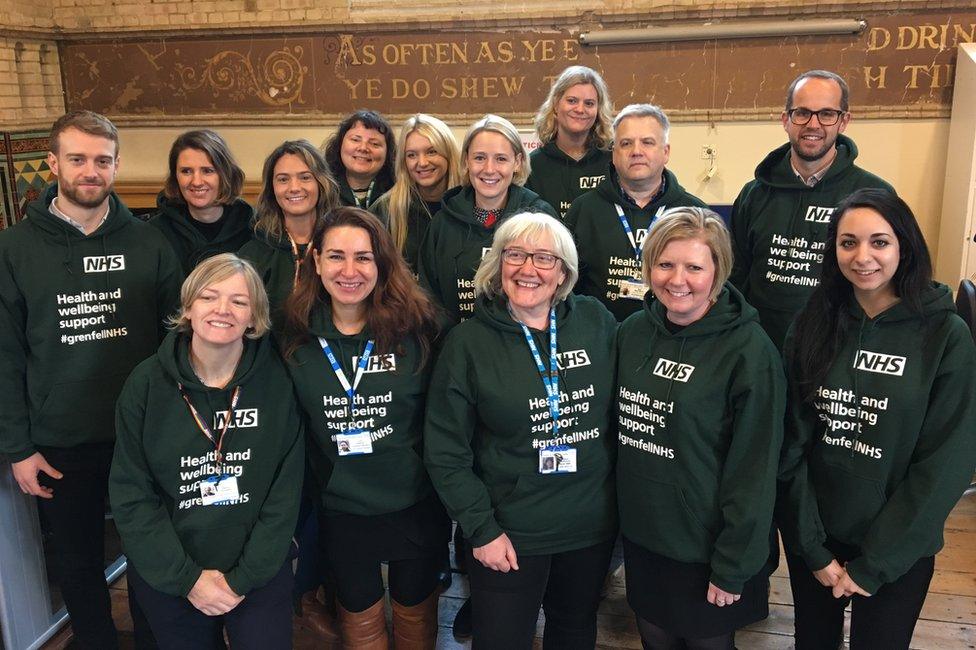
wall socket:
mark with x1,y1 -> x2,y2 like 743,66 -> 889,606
701,145 -> 717,159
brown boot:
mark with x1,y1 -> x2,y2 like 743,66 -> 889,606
339,598 -> 389,649
294,590 -> 342,648
391,591 -> 438,649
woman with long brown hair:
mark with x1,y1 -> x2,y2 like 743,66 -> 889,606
282,207 -> 447,649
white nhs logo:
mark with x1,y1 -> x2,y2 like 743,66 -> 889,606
83,255 -> 125,273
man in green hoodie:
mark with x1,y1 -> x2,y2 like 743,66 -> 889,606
565,104 -> 707,322
0,111 -> 182,649
729,70 -> 894,350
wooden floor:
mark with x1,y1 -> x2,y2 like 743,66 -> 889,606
44,492 -> 976,649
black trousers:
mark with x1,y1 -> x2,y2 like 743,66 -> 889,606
128,561 -> 293,650
37,443 -> 118,650
467,539 -> 615,650
786,547 -> 934,650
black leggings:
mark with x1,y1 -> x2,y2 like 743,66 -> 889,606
636,617 -> 734,650
786,549 -> 934,650
330,553 -> 442,612
467,539 -> 614,650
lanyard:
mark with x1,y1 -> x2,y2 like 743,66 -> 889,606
614,203 -> 645,263
353,180 -> 376,208
178,384 -> 241,470
517,308 -> 560,436
319,337 -> 375,419
285,230 -> 308,288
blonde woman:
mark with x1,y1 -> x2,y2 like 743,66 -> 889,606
371,114 -> 462,273
418,114 -> 557,324
527,65 -> 613,217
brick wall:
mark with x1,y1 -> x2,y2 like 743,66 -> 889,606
0,38 -> 65,130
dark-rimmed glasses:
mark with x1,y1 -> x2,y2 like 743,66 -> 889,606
502,248 -> 560,270
787,108 -> 846,126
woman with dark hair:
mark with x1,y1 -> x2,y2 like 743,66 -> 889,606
238,140 -> 340,316
150,130 -> 253,274
777,188 -> 976,649
282,207 -> 447,649
526,65 -> 613,218
418,114 -> 557,324
110,254 -> 304,650
324,110 -> 397,208
616,206 -> 784,650
371,114 -> 462,274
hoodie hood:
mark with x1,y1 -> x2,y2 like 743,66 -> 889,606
150,193 -> 254,273
754,134 -> 859,190
438,184 -> 547,227
595,167 -> 695,218
536,140 -> 608,166
26,183 -> 134,243
844,282 -> 955,324
472,290 -> 577,334
157,329 -> 269,393
643,283 -> 759,339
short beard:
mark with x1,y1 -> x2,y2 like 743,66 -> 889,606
59,181 -> 112,210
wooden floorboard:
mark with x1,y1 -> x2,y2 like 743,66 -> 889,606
44,492 -> 976,649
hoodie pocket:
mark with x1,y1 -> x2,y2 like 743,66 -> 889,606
179,522 -> 250,572
325,449 -> 427,515
811,458 -> 887,543
36,372 -> 128,437
617,463 -> 714,563
493,467 -> 614,545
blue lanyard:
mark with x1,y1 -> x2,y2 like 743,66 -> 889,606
614,203 -> 642,263
517,309 -> 560,436
318,337 -> 374,419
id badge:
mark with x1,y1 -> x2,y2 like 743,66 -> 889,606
337,429 -> 373,456
538,445 -> 577,474
619,278 -> 648,301
200,475 -> 240,505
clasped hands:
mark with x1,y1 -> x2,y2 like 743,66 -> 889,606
188,569 -> 243,616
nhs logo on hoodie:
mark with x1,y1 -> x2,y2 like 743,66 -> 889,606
353,354 -> 396,374
854,349 -> 906,376
83,255 -> 125,273
652,358 -> 695,382
214,409 -> 259,429
805,206 -> 834,223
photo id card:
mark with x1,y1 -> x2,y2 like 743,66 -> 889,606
200,475 -> 240,506
539,445 -> 577,474
619,278 -> 648,301
336,429 -> 373,456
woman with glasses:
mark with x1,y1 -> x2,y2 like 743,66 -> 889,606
777,189 -> 976,649
425,212 -> 617,649
418,114 -> 557,325
615,207 -> 784,650
526,66 -> 613,218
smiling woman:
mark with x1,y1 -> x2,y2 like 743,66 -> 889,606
110,253 -> 303,650
150,130 -> 254,275
324,110 -> 397,209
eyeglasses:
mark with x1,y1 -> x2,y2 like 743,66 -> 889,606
502,248 -> 561,270
787,108 -> 846,126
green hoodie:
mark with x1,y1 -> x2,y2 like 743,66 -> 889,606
0,184 -> 182,462
337,174 -> 393,209
370,191 -> 440,275
616,284 -> 785,593
110,331 -> 304,598
526,142 -> 611,218
149,192 -> 255,275
729,135 -> 893,350
425,293 -> 618,555
777,283 -> 976,594
565,168 -> 707,322
417,184 -> 558,324
286,304 -> 435,516
238,228 -> 303,321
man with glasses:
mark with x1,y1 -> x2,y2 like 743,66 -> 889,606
729,70 -> 893,350
566,103 -> 706,322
